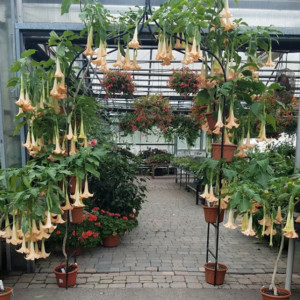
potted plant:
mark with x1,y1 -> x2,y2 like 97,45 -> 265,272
53,263 -> 79,288
98,210 -> 138,247
0,285 -> 13,300
101,70 -> 135,98
167,67 -> 199,97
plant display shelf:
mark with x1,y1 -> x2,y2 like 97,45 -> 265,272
174,167 -> 201,205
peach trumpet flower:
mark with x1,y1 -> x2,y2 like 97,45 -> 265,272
225,104 -> 239,129
15,75 -> 25,107
40,239 -> 50,259
223,209 -> 237,229
283,211 -> 299,239
220,0 -> 232,18
61,191 -> 73,211
273,206 -> 283,224
244,130 -> 255,149
189,36 -> 199,60
224,129 -> 232,145
69,139 -> 78,156
92,40 -> 107,66
16,236 -> 30,254
79,113 -> 87,140
52,131 -> 62,155
0,215 -> 12,238
25,240 -> 40,260
174,34 -> 182,49
155,37 -> 163,60
72,178 -> 85,207
7,216 -> 22,245
207,185 -> 218,203
22,130 -> 32,150
240,213 -> 248,231
256,121 -> 271,143
66,122 -> 73,140
181,43 -> 194,65
83,26 -> 94,57
122,47 -> 132,70
200,184 -> 209,199
81,177 -> 94,199
113,45 -> 123,68
132,50 -> 141,70
242,213 -> 256,236
265,49 -> 275,67
128,25 -> 141,49
212,106 -> 223,135
99,57 -> 109,73
54,57 -> 64,78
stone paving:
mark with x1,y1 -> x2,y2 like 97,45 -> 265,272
3,176 -> 300,290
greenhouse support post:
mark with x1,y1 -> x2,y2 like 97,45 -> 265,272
285,98 -> 300,290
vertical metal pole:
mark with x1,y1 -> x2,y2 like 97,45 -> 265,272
285,99 -> 300,290
206,223 -> 210,263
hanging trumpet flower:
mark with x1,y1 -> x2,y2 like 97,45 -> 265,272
54,57 -> 64,78
72,177 -> 85,207
283,209 -> 299,238
113,43 -> 123,68
122,46 -> 132,70
92,40 -> 107,66
128,24 -> 141,49
79,110 -> 87,140
52,126 -> 62,155
225,101 -> 239,129
213,105 -> 224,135
244,130 -> 255,149
181,41 -> 194,65
256,120 -> 271,143
242,212 -> 256,236
200,184 -> 209,199
132,50 -> 141,70
83,26 -> 94,57
223,208 -> 237,229
15,74 -> 25,107
265,40 -> 275,67
174,33 -> 182,49
81,177 -> 94,199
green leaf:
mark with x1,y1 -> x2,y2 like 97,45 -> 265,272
56,44 -> 65,57
7,77 -> 19,87
21,219 -> 29,235
223,168 -> 237,180
21,49 -> 36,58
250,102 -> 263,117
9,61 -> 21,73
13,120 -> 26,135
61,0 -> 73,15
196,89 -> 211,105
266,114 -> 276,130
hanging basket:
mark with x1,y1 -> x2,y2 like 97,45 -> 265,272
202,205 -> 224,223
204,263 -> 228,285
260,287 -> 291,300
53,264 -> 79,288
102,234 -> 120,247
0,287 -> 13,300
212,143 -> 237,162
206,113 -> 216,131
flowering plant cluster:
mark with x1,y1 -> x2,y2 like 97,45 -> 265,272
48,209 -> 102,249
119,95 -> 174,134
168,68 -> 199,97
98,209 -> 138,239
101,70 -> 135,98
144,153 -> 173,165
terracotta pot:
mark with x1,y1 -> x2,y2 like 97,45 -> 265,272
0,287 -> 13,300
204,263 -> 228,285
212,143 -> 237,162
54,264 -> 79,288
206,113 -> 217,131
202,205 -> 224,223
70,207 -> 84,224
260,287 -> 291,300
102,234 -> 120,247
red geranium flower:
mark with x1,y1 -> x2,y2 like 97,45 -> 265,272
94,222 -> 101,227
88,214 -> 97,222
92,207 -> 100,212
93,233 -> 99,238
81,232 -> 88,239
86,230 -> 93,237
122,216 -> 128,220
56,230 -> 61,235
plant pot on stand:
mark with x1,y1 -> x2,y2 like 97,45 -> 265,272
0,287 -> 13,300
54,264 -> 79,288
212,143 -> 237,162
204,262 -> 228,285
260,287 -> 291,300
63,207 -> 84,224
206,112 -> 217,131
203,205 -> 224,223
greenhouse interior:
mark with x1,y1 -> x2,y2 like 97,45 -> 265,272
0,0 -> 300,299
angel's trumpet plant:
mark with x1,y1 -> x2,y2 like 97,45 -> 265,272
99,57 -> 109,73
189,36 -> 198,59
213,106 -> 224,135
174,33 -> 182,49
79,111 -> 87,139
207,185 -> 218,203
128,25 -> 141,49
92,40 -> 106,66
37,221 -> 50,239
31,219 -> 41,237
61,189 -> 73,211
241,213 -> 248,231
122,47 -> 132,70
81,177 -> 94,199
22,130 -> 32,150
57,76 -> 67,95
224,129 -> 232,145
200,184 -> 209,199
244,130 -> 255,149
72,178 -> 85,207
274,206 -> 283,224
54,57 -> 64,78
242,213 -> 256,236
52,129 -> 62,155
83,26 -> 94,57
181,42 -> 194,65
256,120 -> 271,143
50,78 -> 59,99
113,44 -> 123,68
40,239 -> 50,259
16,236 -> 30,254
69,139 -> 77,156
156,37 -> 163,60
283,210 -> 299,238
223,208 -> 237,229
132,50 -> 141,70
15,75 -> 25,106
220,0 -> 233,18
25,240 -> 39,261
197,63 -> 207,88
7,215 -> 22,245
66,122 -> 73,140
160,38 -> 167,60
265,44 -> 275,67
225,102 -> 239,129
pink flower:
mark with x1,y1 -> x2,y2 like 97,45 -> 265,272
88,139 -> 98,147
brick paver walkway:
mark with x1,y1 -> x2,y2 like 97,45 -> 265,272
3,176 -> 300,290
